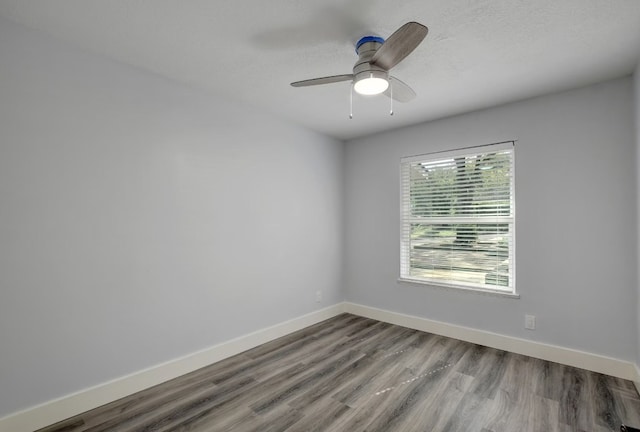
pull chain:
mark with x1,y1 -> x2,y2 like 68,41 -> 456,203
349,84 -> 354,119
389,78 -> 394,116
349,79 -> 394,118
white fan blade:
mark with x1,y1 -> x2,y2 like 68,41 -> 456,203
385,76 -> 416,102
371,22 -> 428,71
291,74 -> 354,87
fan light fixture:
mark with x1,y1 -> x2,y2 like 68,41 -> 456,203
354,74 -> 389,95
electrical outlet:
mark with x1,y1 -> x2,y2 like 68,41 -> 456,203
315,290 -> 322,303
525,314 -> 536,330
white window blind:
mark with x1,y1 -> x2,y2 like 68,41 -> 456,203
400,142 -> 515,293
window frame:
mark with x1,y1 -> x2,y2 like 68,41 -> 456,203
399,141 -> 516,296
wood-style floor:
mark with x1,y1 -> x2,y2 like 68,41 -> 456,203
39,313 -> 640,432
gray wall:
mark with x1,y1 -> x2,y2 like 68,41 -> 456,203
0,18 -> 344,417
635,64 -> 640,368
345,77 -> 637,361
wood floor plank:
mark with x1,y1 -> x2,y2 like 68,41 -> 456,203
330,368 -> 410,432
37,314 -> 640,432
528,394 -> 560,432
284,396 -> 351,432
591,372 -> 620,430
438,390 -> 491,432
357,361 -> 453,432
249,349 -> 365,414
411,371 -> 475,432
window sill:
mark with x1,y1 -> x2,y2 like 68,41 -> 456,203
397,277 -> 520,299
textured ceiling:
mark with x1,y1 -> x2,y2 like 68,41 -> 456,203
1,0 -> 640,140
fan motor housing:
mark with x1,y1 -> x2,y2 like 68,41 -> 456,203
354,39 -> 389,82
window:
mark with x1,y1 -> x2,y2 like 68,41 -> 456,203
400,142 -> 515,294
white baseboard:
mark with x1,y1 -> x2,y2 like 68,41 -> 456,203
0,303 -> 347,432
344,302 -> 638,381
634,364 -> 640,396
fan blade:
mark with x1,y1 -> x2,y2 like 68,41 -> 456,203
371,22 -> 428,71
384,76 -> 416,102
291,74 -> 354,87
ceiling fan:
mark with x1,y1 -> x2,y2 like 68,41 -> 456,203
291,22 -> 428,103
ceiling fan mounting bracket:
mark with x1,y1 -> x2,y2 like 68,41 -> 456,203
355,36 -> 385,53
353,39 -> 387,82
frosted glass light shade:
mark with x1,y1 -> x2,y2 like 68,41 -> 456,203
354,75 -> 389,95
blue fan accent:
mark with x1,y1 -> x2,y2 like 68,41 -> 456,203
356,36 -> 385,53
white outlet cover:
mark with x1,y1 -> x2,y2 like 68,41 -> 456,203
525,315 -> 536,330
